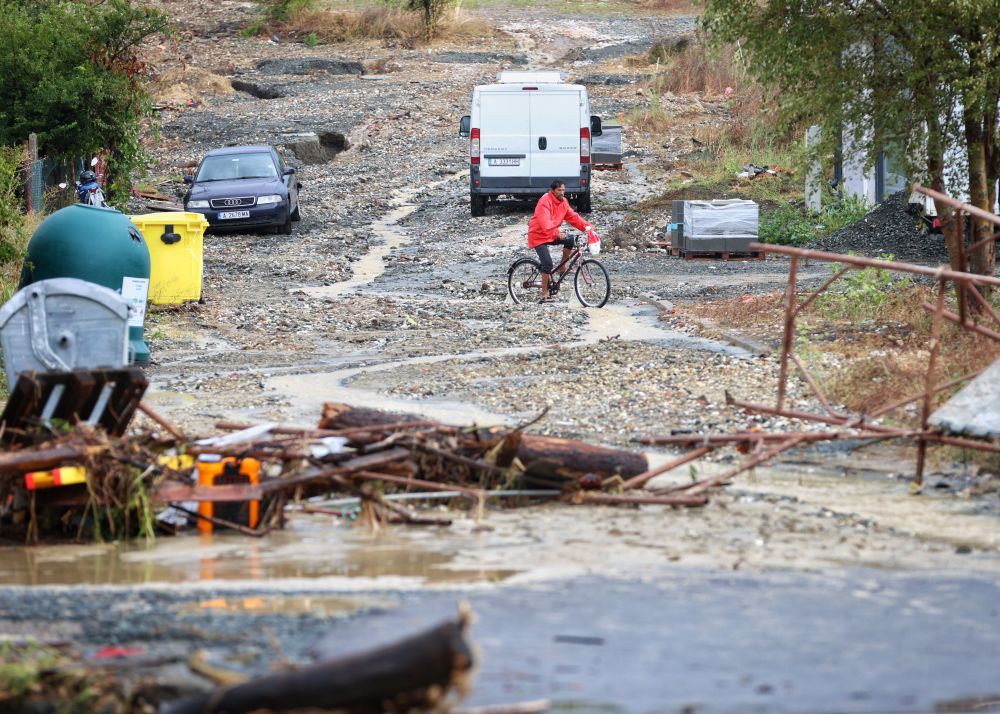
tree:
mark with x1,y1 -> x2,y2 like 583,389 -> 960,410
405,0 -> 455,42
0,0 -> 169,206
702,0 -> 1000,281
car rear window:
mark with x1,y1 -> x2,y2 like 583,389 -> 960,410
197,154 -> 277,181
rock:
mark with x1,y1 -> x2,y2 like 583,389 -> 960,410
257,58 -> 364,76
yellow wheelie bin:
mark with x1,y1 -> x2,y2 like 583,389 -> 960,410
130,212 -> 209,304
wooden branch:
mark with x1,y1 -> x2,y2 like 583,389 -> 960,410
138,402 -> 186,441
0,445 -> 106,472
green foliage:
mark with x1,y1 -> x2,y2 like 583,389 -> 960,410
759,195 -> 870,246
241,18 -> 268,37
260,0 -> 317,22
0,147 -> 27,264
817,253 -> 912,320
759,204 -> 813,246
701,0 -> 1000,274
0,0 -> 170,207
304,31 -> 320,46
0,642 -> 60,697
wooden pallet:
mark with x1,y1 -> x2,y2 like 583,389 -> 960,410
680,250 -> 765,261
0,368 -> 148,445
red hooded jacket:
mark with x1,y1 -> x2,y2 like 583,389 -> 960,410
528,191 -> 589,248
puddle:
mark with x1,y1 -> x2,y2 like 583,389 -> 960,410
0,518 -> 519,587
298,202 -> 416,299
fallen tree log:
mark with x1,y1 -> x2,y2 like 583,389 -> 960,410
319,404 -> 648,478
161,611 -> 474,714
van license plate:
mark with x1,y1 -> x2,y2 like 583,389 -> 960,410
488,158 -> 520,166
218,210 -> 250,219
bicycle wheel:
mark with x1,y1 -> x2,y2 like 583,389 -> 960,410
574,259 -> 610,307
508,258 -> 543,304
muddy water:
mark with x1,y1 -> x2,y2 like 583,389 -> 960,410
0,515 -> 519,587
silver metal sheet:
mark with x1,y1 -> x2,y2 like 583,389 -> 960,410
929,357 -> 1000,437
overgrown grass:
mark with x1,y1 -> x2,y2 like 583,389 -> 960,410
247,0 -> 497,45
684,280 -> 1000,422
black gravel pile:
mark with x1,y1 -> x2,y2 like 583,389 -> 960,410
810,192 -> 949,265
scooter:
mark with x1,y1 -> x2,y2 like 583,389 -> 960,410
59,158 -> 107,207
75,169 -> 107,207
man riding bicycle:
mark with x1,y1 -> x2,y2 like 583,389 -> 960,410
528,180 -> 591,302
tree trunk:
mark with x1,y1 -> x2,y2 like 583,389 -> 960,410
964,107 -> 996,290
319,404 -> 649,478
926,118 -> 963,272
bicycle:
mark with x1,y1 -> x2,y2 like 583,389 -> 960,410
507,230 -> 611,307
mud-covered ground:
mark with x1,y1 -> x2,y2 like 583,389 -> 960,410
3,3 -> 999,712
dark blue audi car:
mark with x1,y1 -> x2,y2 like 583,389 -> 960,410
183,145 -> 301,234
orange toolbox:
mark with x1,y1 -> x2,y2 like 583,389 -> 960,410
196,456 -> 261,534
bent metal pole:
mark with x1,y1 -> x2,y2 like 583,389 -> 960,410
751,243 -> 1000,288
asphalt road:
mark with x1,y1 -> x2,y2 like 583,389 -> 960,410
3,568 -> 998,713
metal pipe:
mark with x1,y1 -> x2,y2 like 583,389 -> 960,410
622,447 -> 712,490
794,266 -> 849,317
868,367 -> 985,418
916,280 -> 947,486
776,256 -> 799,410
790,352 -> 842,419
913,184 -> 1000,227
965,282 -> 1000,327
726,393 -> 907,434
751,243 -> 1000,287
920,303 -> 1000,341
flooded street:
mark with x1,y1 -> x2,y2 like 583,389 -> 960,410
3,2 -> 999,712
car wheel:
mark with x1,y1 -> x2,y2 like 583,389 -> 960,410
279,209 -> 292,235
291,203 -> 301,221
471,194 -> 486,217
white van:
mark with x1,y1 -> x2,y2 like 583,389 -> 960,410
459,71 -> 602,217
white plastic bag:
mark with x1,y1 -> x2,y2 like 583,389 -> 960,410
587,230 -> 601,255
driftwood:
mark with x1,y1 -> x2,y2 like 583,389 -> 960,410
161,611 -> 473,714
320,403 -> 648,478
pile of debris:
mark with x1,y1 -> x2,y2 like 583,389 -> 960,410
810,191 -> 949,265
1,393 -> 721,544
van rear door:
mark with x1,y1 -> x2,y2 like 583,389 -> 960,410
529,91 -> 580,183
480,92 -> 531,181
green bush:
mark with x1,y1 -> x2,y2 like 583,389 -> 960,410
759,203 -> 814,245
759,195 -> 871,246
0,147 -> 28,289
0,0 -> 170,206
817,253 -> 912,320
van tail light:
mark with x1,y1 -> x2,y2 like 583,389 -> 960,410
470,128 -> 480,165
580,127 -> 591,164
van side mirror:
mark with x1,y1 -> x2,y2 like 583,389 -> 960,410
459,115 -> 471,138
590,115 -> 603,137
183,173 -> 194,184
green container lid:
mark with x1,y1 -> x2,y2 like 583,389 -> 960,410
22,204 -> 152,366
23,204 -> 150,287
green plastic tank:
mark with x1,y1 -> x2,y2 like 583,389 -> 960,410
21,204 -> 151,366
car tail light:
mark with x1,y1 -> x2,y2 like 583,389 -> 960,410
470,128 -> 480,165
580,127 -> 590,164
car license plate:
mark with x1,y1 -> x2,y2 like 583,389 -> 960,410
218,210 -> 250,220
488,158 -> 520,166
